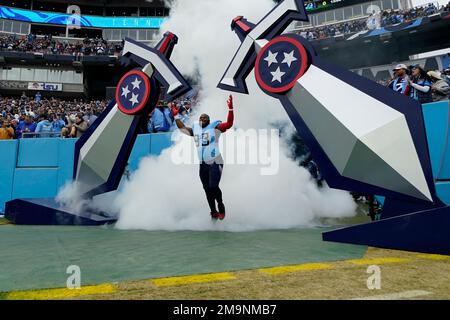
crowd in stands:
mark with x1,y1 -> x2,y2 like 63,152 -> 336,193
0,92 -> 108,140
0,91 -> 197,140
386,64 -> 450,104
298,2 -> 448,41
0,2 -> 448,55
147,99 -> 194,134
0,60 -> 448,140
0,33 -> 123,56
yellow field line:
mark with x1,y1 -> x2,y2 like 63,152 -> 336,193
258,263 -> 333,275
0,219 -> 11,226
6,283 -> 117,300
344,257 -> 409,265
416,253 -> 450,261
151,272 -> 236,287
3,253 -> 431,296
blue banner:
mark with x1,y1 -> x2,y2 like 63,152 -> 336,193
0,6 -> 165,29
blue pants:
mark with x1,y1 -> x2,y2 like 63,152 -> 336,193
199,162 -> 224,213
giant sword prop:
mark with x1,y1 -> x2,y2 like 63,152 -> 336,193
73,32 -> 190,198
218,0 -> 450,254
5,32 -> 191,225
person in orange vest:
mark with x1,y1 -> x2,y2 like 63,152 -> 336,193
0,119 -> 15,140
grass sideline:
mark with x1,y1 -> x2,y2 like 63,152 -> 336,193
2,248 -> 450,300
0,218 -> 10,225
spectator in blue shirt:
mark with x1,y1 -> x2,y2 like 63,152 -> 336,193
148,102 -> 174,133
51,113 -> 66,134
83,108 -> 98,127
388,64 -> 410,95
408,65 -> 433,104
443,66 -> 450,86
425,3 -> 437,15
35,92 -> 41,103
15,115 -> 37,138
395,14 -> 404,23
35,114 -> 54,137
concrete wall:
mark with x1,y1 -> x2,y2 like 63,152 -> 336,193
0,133 -> 172,213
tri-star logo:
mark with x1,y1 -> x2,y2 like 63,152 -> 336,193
116,70 -> 151,115
255,36 -> 309,94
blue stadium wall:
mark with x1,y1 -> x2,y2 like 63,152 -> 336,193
423,101 -> 450,205
1,101 -> 450,213
0,133 -> 172,213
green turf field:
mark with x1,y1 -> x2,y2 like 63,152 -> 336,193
0,225 -> 366,292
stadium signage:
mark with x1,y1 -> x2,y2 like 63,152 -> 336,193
0,80 -> 28,90
0,6 -> 164,29
27,82 -> 62,91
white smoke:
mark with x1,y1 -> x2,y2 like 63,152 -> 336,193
113,0 -> 357,231
56,180 -> 121,217
56,181 -> 90,214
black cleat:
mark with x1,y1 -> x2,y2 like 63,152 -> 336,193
217,203 -> 226,220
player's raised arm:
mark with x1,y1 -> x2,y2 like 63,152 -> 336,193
216,95 -> 234,132
174,112 -> 193,136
